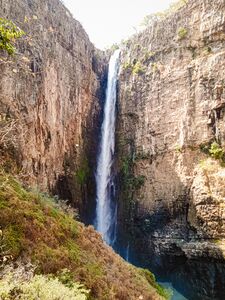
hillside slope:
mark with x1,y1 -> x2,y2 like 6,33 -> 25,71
0,170 -> 168,300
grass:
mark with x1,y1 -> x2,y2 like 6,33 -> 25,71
0,169 -> 167,300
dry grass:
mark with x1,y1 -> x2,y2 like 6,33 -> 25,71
0,170 -> 166,300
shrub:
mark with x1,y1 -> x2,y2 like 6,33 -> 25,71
209,142 -> 225,160
143,51 -> 155,62
151,62 -> 160,73
132,61 -> 145,75
122,61 -> 145,75
0,18 -> 25,55
177,27 -> 188,40
138,268 -> 172,300
109,43 -> 119,52
0,274 -> 89,300
122,61 -> 133,71
203,46 -> 212,55
175,145 -> 182,153
200,142 -> 225,165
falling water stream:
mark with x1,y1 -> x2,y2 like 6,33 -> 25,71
95,50 -> 120,245
94,50 -> 189,299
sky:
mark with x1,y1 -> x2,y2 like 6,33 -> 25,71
63,0 -> 173,49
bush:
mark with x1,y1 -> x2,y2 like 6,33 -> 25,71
0,274 -> 89,300
122,61 -> 133,70
0,18 -> 25,55
109,43 -> 119,52
132,61 -> 145,75
209,142 -> 225,160
177,27 -> 188,40
122,61 -> 145,75
138,268 -> 172,300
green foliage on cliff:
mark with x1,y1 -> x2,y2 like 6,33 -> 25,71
132,61 -> 145,75
109,43 -> 119,52
123,60 -> 145,75
200,141 -> 225,164
0,18 -> 25,55
209,142 -> 225,161
139,269 -> 172,299
121,155 -> 146,195
75,160 -> 90,185
177,27 -> 188,40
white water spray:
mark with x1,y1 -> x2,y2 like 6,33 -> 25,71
95,50 -> 120,245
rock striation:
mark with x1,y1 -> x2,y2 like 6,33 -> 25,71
117,0 -> 225,298
0,0 -> 107,215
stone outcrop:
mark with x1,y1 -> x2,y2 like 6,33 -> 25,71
117,0 -> 225,298
0,0 -> 107,215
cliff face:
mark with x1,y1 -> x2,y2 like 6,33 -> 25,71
0,0 -> 106,216
117,0 -> 225,298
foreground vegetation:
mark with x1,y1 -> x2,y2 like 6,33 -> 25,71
0,170 -> 168,299
0,273 -> 89,300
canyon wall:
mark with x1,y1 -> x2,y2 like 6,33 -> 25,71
117,0 -> 225,298
0,0 -> 106,216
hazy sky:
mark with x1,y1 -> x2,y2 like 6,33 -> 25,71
63,0 -> 173,49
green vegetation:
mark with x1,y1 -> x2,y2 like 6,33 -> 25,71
152,62 -> 159,73
132,61 -> 145,75
177,27 -> 188,40
123,61 -> 133,70
209,142 -> 225,160
175,144 -> 182,153
109,43 -> 119,52
0,170 -> 167,299
139,269 -> 172,300
203,46 -> 212,55
143,51 -> 156,62
122,60 -> 145,75
121,155 -> 146,196
75,160 -> 90,185
0,18 -> 25,55
0,273 -> 89,300
200,141 -> 225,164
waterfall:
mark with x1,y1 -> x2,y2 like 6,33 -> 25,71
95,50 -> 120,245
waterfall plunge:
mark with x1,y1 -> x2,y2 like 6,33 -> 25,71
95,50 -> 120,245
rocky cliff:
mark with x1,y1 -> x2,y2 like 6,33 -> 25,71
0,1 -> 170,299
0,0 -> 106,218
117,0 -> 225,298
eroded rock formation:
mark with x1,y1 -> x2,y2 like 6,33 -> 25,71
117,0 -> 225,298
0,0 -> 107,217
